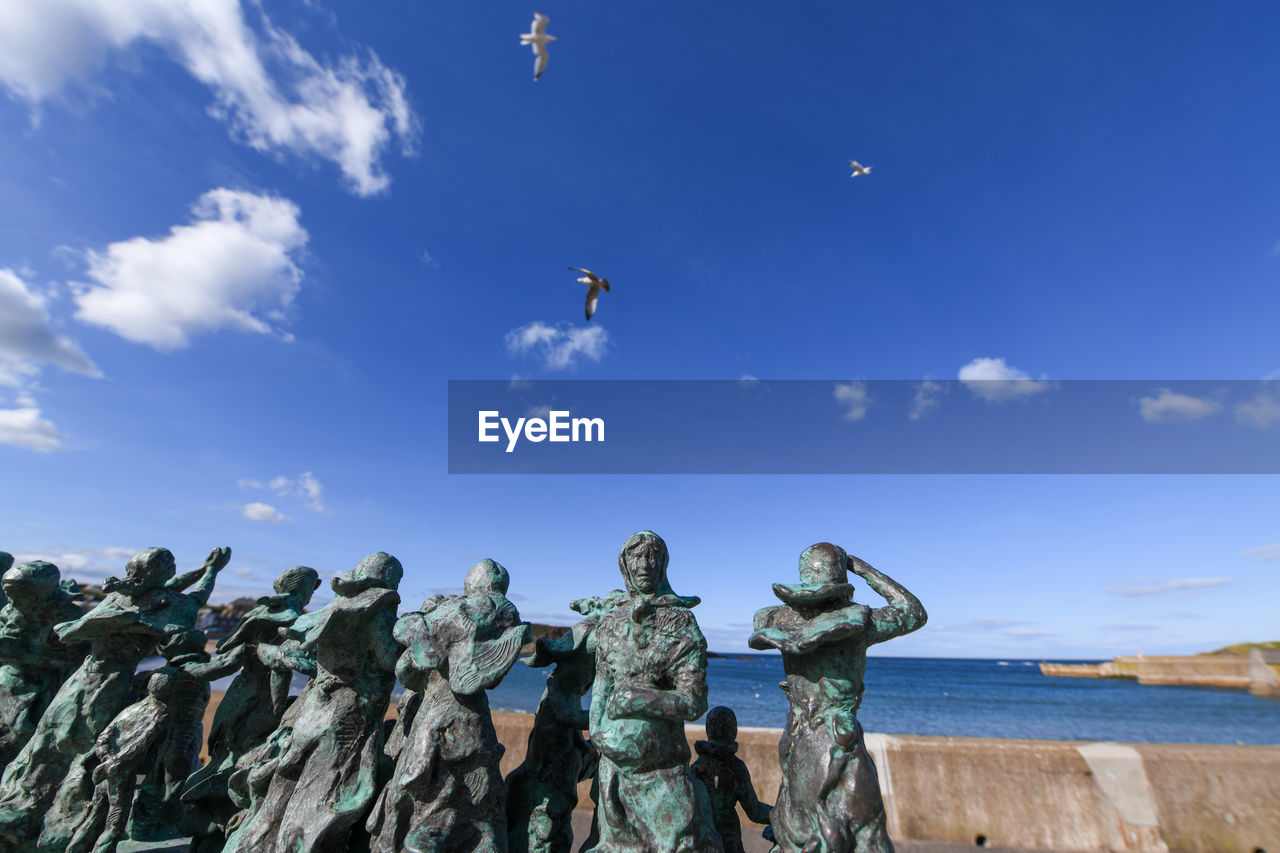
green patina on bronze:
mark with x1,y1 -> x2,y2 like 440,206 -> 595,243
582,531 -> 723,853
692,706 -> 774,853
749,544 -> 926,853
505,595 -> 614,853
221,552 -> 402,853
0,560 -> 86,774
0,546 -> 227,853
179,565 -> 321,853
65,667 -> 181,853
367,558 -> 530,853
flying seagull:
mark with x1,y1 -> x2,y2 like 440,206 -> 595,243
520,13 -> 556,81
569,267 -> 610,320
849,160 -> 872,177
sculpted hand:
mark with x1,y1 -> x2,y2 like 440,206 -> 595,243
204,546 -> 232,574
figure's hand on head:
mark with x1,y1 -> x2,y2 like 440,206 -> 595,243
848,555 -> 874,577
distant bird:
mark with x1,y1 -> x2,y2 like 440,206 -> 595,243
569,267 -> 610,320
849,160 -> 872,177
520,13 -> 556,81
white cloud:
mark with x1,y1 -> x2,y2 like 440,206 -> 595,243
241,470 -> 326,513
505,322 -> 609,371
0,403 -> 63,451
10,545 -> 136,582
1106,577 -> 1234,596
908,380 -> 945,420
958,357 -> 1051,402
0,268 -> 99,387
1137,388 -> 1221,423
73,188 -> 307,350
833,381 -> 869,421
1240,543 -> 1280,561
0,0 -> 417,195
418,249 -> 439,269
1235,386 -> 1280,430
241,501 -> 287,523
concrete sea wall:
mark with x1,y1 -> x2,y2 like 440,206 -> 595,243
197,695 -> 1278,852
490,712 -> 1279,853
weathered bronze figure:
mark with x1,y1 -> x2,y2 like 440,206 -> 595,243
749,544 -> 926,853
691,706 -> 773,853
65,668 -> 181,853
0,546 -> 227,852
505,598 -> 612,853
180,565 -> 321,853
0,561 -> 85,773
367,558 -> 530,853
582,531 -> 722,853
221,552 -> 402,853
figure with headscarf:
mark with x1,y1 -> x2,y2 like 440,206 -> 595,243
581,531 -> 722,853
0,560 -> 86,773
505,593 -> 617,853
0,545 -> 228,852
367,558 -> 530,853
221,552 -> 402,853
180,565 -> 321,853
749,544 -> 926,853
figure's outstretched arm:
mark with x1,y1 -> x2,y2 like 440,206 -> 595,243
850,556 -> 927,644
169,546 -> 231,608
737,768 -> 774,826
182,645 -> 245,682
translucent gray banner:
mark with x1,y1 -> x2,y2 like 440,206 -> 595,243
447,380 -> 1280,474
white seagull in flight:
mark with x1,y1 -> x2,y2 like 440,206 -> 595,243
520,13 -> 556,81
569,267 -> 611,320
849,160 -> 872,177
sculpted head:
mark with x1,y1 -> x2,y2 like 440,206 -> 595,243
705,705 -> 738,745
797,542 -> 849,588
618,530 -> 669,596
464,558 -> 509,596
332,552 -> 403,597
2,561 -> 61,613
274,565 -> 321,606
121,547 -> 177,592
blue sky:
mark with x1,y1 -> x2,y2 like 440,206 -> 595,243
1,0 -> 1277,657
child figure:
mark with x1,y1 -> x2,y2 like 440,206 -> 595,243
65,668 -> 178,853
691,706 -> 773,853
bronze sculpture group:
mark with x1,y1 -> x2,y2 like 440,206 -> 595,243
0,534 -> 925,853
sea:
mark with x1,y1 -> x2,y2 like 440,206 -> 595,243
485,655 -> 1280,745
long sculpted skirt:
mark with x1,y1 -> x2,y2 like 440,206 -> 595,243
771,711 -> 891,853
583,754 -> 723,853
221,677 -> 387,853
0,657 -> 136,852
367,680 -> 507,853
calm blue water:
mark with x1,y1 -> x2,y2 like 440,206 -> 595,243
486,656 -> 1280,745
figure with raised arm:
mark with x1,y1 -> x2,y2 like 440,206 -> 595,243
0,561 -> 85,774
367,558 -> 530,853
581,531 -> 722,853
749,544 -> 926,853
180,565 -> 321,853
0,545 -> 228,852
221,552 -> 402,853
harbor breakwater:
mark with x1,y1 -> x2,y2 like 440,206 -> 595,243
1041,649 -> 1280,697
193,698 -> 1279,853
